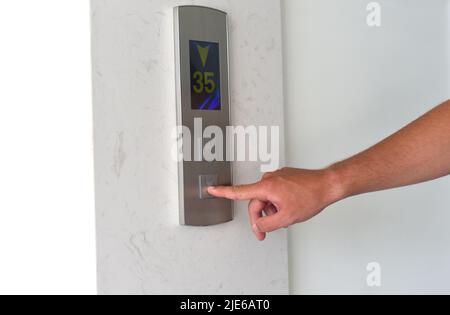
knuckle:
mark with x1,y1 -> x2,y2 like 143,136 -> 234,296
268,176 -> 284,187
248,199 -> 264,214
260,180 -> 274,193
265,177 -> 279,188
247,199 -> 256,212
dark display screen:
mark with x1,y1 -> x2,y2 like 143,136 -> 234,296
189,40 -> 221,110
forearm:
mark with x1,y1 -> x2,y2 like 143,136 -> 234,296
329,100 -> 450,200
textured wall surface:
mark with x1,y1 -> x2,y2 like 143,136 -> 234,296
283,0 -> 450,294
91,0 -> 287,294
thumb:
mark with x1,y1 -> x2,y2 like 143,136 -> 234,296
255,213 -> 291,233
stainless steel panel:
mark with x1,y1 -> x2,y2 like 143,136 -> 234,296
174,6 -> 233,226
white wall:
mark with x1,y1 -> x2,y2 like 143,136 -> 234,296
91,0 -> 288,294
283,0 -> 450,294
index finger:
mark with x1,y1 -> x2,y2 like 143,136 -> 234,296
207,182 -> 267,201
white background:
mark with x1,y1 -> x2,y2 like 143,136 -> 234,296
284,0 -> 450,294
0,1 -> 96,294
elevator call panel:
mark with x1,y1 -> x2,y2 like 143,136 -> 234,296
174,6 -> 233,226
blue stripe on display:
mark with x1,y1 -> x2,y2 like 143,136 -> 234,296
208,90 -> 221,110
199,92 -> 215,110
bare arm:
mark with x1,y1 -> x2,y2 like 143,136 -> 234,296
334,99 -> 450,198
208,100 -> 450,241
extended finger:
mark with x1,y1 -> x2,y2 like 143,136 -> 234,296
208,182 -> 267,201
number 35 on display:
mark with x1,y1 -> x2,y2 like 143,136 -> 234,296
192,71 -> 215,94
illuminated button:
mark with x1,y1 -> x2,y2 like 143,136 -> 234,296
199,174 -> 218,199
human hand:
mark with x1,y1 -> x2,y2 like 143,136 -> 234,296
207,168 -> 343,241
